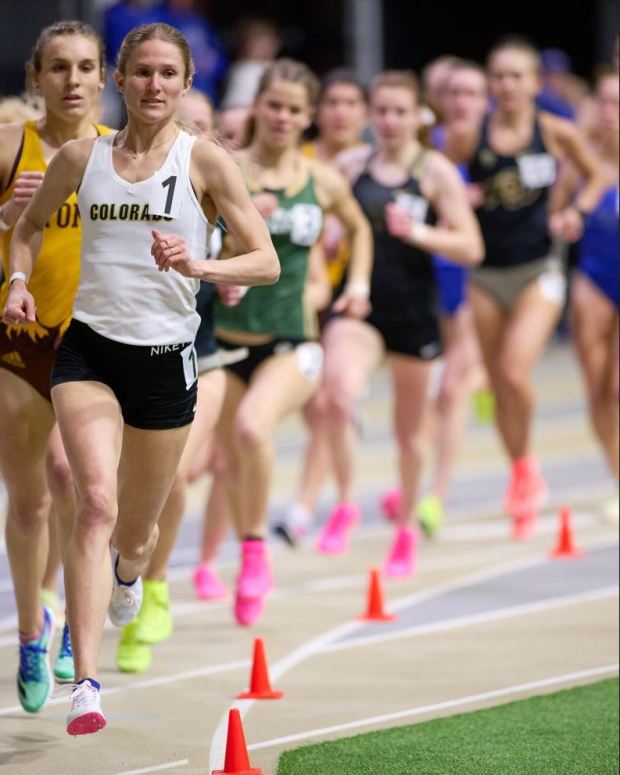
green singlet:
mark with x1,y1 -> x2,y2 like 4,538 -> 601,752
215,173 -> 323,340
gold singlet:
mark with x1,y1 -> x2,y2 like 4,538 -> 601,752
300,140 -> 350,289
0,121 -> 112,399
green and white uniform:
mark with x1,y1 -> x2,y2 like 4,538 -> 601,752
215,172 -> 324,384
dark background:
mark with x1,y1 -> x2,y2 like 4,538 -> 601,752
0,0 -> 617,95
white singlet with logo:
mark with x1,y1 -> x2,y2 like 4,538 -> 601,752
75,130 -> 211,346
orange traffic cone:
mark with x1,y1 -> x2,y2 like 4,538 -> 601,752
237,638 -> 283,700
357,568 -> 396,622
212,709 -> 263,775
549,506 -> 582,559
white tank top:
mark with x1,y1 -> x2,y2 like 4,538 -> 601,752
75,130 -> 211,346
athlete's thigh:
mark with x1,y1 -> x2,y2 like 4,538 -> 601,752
322,317 -> 383,401
177,368 -> 226,477
468,284 -> 507,376
0,368 -> 55,492
117,423 -> 192,532
440,309 -> 474,391
502,280 -> 563,374
238,349 -> 321,436
388,354 -> 433,433
216,371 -> 248,468
571,274 -> 616,377
51,380 -> 124,496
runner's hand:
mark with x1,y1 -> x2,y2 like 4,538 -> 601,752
218,284 -> 248,307
251,193 -> 279,221
548,207 -> 584,244
385,202 -> 414,242
2,283 -> 36,325
2,172 -> 45,225
466,183 -> 485,209
151,229 -> 199,277
332,291 -> 371,319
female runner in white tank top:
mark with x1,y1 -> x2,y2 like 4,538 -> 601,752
3,22 -> 278,736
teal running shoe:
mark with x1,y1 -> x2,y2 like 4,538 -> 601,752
17,606 -> 55,713
54,622 -> 75,683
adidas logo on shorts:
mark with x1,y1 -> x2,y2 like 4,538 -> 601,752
1,351 -> 25,368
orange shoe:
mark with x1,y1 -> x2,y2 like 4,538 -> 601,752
504,457 -> 548,517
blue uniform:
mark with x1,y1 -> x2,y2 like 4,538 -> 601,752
578,186 -> 619,308
431,126 -> 469,316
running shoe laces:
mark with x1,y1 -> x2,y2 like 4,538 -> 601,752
58,623 -> 73,660
70,682 -> 99,714
19,642 -> 46,682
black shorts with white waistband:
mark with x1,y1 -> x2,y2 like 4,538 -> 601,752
51,319 -> 198,430
217,337 -> 307,385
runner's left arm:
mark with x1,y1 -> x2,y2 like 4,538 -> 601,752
3,140 -> 87,324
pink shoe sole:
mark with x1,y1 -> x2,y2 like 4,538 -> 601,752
383,561 -> 415,579
316,539 -> 348,556
234,594 -> 265,627
195,585 -> 229,601
511,511 -> 538,542
67,712 -> 107,736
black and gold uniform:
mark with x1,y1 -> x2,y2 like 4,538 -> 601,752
467,114 -> 564,309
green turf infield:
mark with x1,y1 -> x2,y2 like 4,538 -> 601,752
276,677 -> 619,775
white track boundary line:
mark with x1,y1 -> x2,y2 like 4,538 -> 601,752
321,586 -> 619,653
114,760 -> 189,775
207,538 -> 618,772
247,664 -> 620,752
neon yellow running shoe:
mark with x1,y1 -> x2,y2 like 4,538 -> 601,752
134,580 -> 172,645
417,494 -> 444,538
40,589 -> 63,623
472,388 -> 495,425
116,621 -> 152,673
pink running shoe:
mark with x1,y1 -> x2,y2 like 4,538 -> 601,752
380,489 -> 402,522
234,540 -> 274,627
316,503 -> 361,555
383,525 -> 418,579
511,511 -> 538,542
504,457 -> 548,518
192,564 -> 229,601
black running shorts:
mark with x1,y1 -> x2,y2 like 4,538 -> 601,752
51,319 -> 198,430
367,313 -> 443,360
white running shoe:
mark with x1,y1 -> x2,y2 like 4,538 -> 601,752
108,550 -> 143,627
66,680 -> 107,736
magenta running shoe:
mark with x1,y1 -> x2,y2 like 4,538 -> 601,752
380,488 -> 402,521
316,503 -> 361,555
192,564 -> 229,601
234,540 -> 274,627
383,525 -> 418,578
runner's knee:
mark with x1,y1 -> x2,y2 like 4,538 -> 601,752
76,486 -> 117,533
6,491 -> 50,536
235,414 -> 269,453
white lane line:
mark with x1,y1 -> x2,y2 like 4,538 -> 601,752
1,533 -> 577,640
114,760 -> 189,775
321,586 -> 620,653
207,538 -> 618,772
207,619 -> 361,773
247,664 -> 620,752
0,659 -> 249,717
